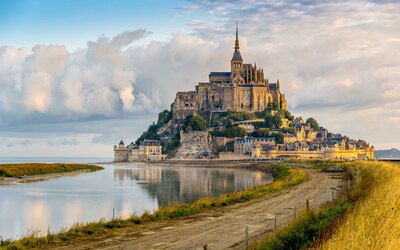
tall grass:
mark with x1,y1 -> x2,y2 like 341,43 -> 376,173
318,161 -> 400,249
252,161 -> 400,250
251,200 -> 351,250
0,163 -> 103,177
0,164 -> 307,250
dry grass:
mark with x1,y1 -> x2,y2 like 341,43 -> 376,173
0,163 -> 103,177
318,161 -> 400,250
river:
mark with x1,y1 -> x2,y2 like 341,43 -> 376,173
0,162 -> 272,240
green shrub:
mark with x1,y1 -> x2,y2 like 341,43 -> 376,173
211,126 -> 247,138
306,117 -> 319,131
183,115 -> 207,132
271,165 -> 290,180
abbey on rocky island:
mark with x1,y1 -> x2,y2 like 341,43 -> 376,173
172,23 -> 287,120
114,23 -> 374,162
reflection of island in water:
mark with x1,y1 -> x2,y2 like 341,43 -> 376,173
114,165 -> 273,206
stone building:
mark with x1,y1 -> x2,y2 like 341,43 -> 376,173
234,136 -> 275,156
113,139 -> 167,162
173,23 -> 287,120
113,140 -> 131,162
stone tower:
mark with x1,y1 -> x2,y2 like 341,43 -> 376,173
231,22 -> 244,84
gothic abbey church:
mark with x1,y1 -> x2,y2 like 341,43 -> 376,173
173,23 -> 287,120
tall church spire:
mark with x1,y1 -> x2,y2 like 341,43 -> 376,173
235,22 -> 240,53
232,22 -> 243,61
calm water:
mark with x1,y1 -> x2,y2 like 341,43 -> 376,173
0,162 -> 272,239
0,157 -> 112,164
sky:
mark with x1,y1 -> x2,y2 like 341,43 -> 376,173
1,0 -> 400,157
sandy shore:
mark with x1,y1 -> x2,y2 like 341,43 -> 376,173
0,169 -> 95,185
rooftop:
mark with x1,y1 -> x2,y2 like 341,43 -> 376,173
209,72 -> 231,77
141,140 -> 161,146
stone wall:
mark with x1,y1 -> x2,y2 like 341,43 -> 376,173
174,131 -> 212,159
114,148 -> 130,162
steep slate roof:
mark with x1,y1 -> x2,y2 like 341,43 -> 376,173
268,83 -> 277,91
141,140 -> 161,146
209,72 -> 231,77
232,51 -> 243,60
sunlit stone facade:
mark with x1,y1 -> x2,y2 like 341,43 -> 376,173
173,24 -> 287,120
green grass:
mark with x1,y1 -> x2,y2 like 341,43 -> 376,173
0,164 -> 307,250
251,200 -> 351,250
0,163 -> 103,177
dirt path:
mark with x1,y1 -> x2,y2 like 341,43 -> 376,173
51,168 -> 343,250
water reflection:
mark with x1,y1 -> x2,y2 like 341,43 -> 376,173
0,163 -> 272,239
114,165 -> 272,206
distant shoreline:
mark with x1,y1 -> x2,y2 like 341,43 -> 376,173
0,169 -> 95,185
0,163 -> 103,185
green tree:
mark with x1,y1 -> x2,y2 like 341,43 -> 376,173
224,126 -> 247,137
281,127 -> 295,134
306,117 -> 320,131
165,134 -> 181,157
184,115 -> 207,132
271,132 -> 284,144
226,141 -> 234,152
283,110 -> 294,121
264,113 -> 274,128
228,111 -> 253,121
268,101 -> 279,110
273,113 -> 283,128
211,126 -> 247,138
135,123 -> 161,145
251,130 -> 269,138
156,110 -> 172,129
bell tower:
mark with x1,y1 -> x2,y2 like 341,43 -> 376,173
231,22 -> 244,84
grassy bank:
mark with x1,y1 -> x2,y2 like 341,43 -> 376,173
251,161 -> 400,250
0,163 -> 103,178
318,161 -> 400,249
251,200 -> 351,250
0,164 -> 307,250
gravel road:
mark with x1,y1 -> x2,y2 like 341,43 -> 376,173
52,168 -> 343,250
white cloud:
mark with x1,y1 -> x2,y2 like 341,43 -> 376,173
0,30 -> 152,117
24,72 -> 54,112
1,0 -> 400,155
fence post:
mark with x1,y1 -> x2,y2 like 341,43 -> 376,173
356,170 -> 360,196
306,198 -> 310,212
294,205 -> 297,219
274,216 -> 277,231
112,208 -> 115,220
245,226 -> 249,250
